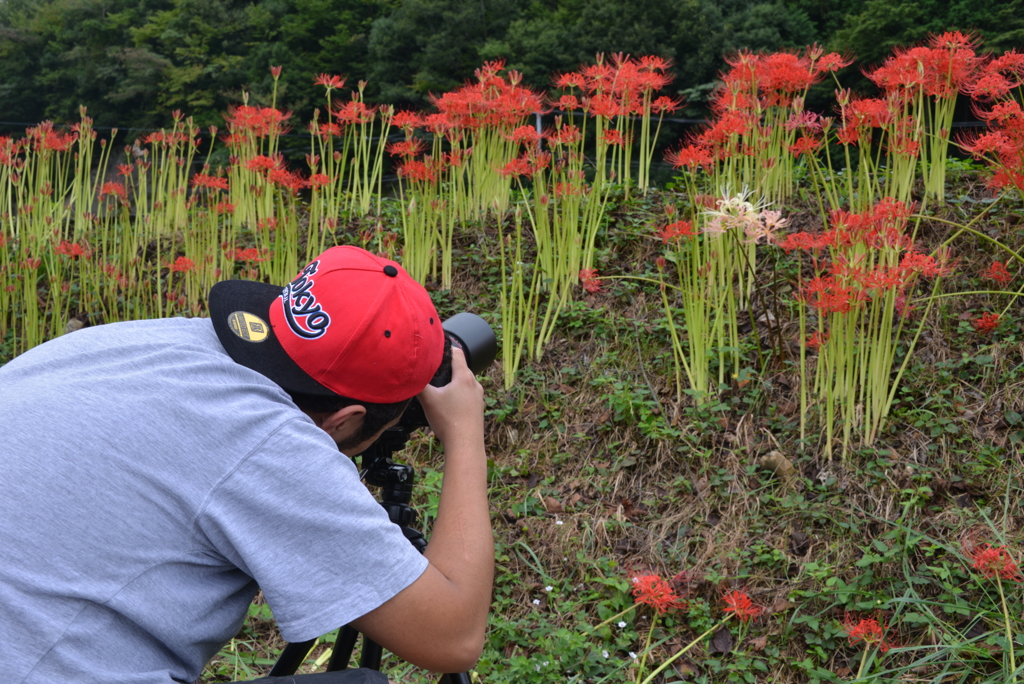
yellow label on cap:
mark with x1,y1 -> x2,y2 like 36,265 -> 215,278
227,311 -> 269,342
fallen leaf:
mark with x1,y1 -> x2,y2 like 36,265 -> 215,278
955,493 -> 973,509
836,667 -> 852,678
708,626 -> 733,654
706,508 -> 722,527
748,635 -> 767,651
760,451 -> 797,483
544,496 -> 564,514
770,598 -> 792,614
672,659 -> 700,677
596,410 -> 612,424
695,477 -> 710,497
525,473 -> 540,489
567,493 -> 582,506
790,530 -> 811,556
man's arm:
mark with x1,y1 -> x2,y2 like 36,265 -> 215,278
350,347 -> 493,672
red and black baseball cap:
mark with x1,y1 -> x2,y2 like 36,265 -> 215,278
209,246 -> 445,403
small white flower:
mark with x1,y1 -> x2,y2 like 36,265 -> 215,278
532,598 -> 541,606
555,520 -> 564,526
617,621 -> 627,628
629,651 -> 637,660
602,650 -> 609,659
542,661 -> 549,667
545,585 -> 554,592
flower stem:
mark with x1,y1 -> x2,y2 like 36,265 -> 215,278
638,618 -> 729,684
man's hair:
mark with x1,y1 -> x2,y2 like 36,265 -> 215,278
288,335 -> 453,440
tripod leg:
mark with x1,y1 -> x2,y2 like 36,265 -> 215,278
267,639 -> 317,676
438,673 -> 472,684
325,625 -> 360,671
358,636 -> 384,670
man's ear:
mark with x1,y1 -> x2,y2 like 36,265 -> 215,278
321,404 -> 366,440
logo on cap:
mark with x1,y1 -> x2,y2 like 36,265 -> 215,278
227,311 -> 270,342
281,261 -> 331,339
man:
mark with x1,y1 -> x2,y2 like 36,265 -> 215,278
0,245 -> 494,683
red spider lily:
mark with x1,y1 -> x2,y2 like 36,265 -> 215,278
230,247 -> 268,263
843,613 -> 891,652
802,276 -> 867,314
987,49 -> 1024,79
722,590 -> 762,622
270,65 -> 282,79
548,124 -> 582,146
168,256 -> 196,273
444,149 -> 469,168
141,130 -> 189,147
967,72 -> 1018,101
815,51 -> 854,73
651,96 -> 682,114
224,105 -> 291,138
657,220 -> 696,244
215,201 -> 235,215
599,129 -> 627,148
971,312 -> 1001,334
398,158 -> 441,184
27,122 -> 78,153
784,110 -> 822,132
579,268 -> 603,294
390,110 -> 422,131
555,94 -> 582,112
308,173 -> 330,189
191,173 -> 229,191
312,121 -> 344,140
55,240 -> 89,260
508,125 -> 543,145
842,98 -> 891,132
631,573 -> 686,614
776,231 -> 834,253
100,181 -> 128,203
552,182 -> 584,198
789,136 -> 822,157
665,142 -> 716,172
806,330 -> 829,349
898,251 -> 949,278
117,163 -> 134,176
966,543 -> 1023,582
552,71 -> 586,91
982,261 -> 1013,285
498,156 -> 531,179
245,155 -> 284,174
314,73 -> 345,90
335,99 -> 376,125
267,168 -> 306,193
432,61 -> 543,131
386,139 -> 427,159
958,130 -> 1016,159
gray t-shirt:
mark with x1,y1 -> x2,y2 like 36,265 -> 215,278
0,317 -> 429,684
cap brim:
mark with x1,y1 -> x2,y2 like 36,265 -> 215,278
209,280 -> 339,397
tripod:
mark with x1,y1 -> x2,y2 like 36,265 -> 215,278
268,428 -> 471,684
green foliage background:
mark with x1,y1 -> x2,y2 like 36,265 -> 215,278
2,0 -> 1024,128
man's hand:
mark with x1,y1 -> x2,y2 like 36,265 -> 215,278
350,347 -> 493,673
417,346 -> 485,452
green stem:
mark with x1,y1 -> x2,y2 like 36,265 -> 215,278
638,617 -> 730,684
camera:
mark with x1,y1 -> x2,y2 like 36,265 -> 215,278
398,312 -> 497,429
